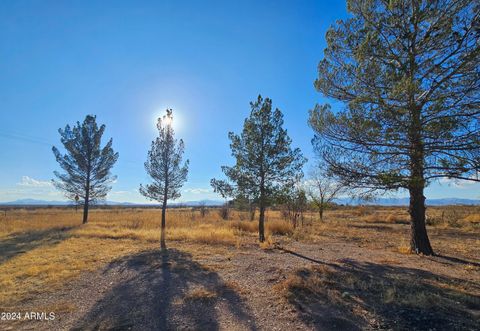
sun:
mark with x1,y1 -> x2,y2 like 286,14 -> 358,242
152,108 -> 182,132
163,114 -> 173,126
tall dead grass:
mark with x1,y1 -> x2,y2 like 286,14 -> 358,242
1,205 -> 478,308
0,207 -> 249,308
230,219 -> 293,236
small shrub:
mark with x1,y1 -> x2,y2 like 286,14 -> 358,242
397,244 -> 412,254
361,214 -> 380,223
218,205 -> 230,220
463,214 -> 480,224
230,220 -> 257,233
426,215 -> 441,226
266,220 -> 294,236
259,235 -> 274,250
198,203 -> 209,218
353,206 -> 370,217
385,213 -> 409,224
127,219 -> 143,229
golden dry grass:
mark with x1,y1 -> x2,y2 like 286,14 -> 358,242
230,219 -> 293,236
1,204 -> 479,312
463,213 -> 480,223
275,263 -> 480,330
0,207 -> 289,308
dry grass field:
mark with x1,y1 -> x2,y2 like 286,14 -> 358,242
0,205 -> 479,330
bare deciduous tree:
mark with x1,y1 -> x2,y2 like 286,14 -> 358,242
199,201 -> 208,218
306,164 -> 346,221
279,182 -> 308,228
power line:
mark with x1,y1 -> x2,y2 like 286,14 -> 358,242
0,131 -> 53,147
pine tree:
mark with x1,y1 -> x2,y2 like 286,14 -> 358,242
310,0 -> 480,255
52,115 -> 119,224
212,95 -> 306,242
140,109 -> 189,250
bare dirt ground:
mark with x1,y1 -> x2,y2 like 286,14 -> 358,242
5,222 -> 480,331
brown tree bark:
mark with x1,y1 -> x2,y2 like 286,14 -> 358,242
259,204 -> 265,242
82,184 -> 89,224
161,188 -> 167,250
160,200 -> 167,250
258,172 -> 266,242
408,101 -> 434,255
249,204 -> 255,221
409,186 -> 433,255
82,199 -> 89,224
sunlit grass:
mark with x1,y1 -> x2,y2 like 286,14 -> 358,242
1,205 -> 479,311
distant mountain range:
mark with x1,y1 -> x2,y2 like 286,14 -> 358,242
171,200 -> 224,207
0,199 -> 135,206
335,197 -> 480,206
0,198 -> 224,207
0,197 -> 478,207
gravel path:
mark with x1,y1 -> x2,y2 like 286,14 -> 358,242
8,238 -> 480,331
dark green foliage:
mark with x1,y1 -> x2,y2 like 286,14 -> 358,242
140,110 -> 189,203
52,115 -> 118,224
310,0 -> 480,254
140,109 -> 189,249
212,95 -> 306,241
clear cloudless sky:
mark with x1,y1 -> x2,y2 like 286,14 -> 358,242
0,0 -> 478,203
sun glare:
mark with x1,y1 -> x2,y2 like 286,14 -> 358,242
152,108 -> 182,132
163,114 -> 173,126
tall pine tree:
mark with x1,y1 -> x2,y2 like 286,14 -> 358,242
140,109 -> 189,250
52,115 -> 119,224
212,95 -> 306,242
310,0 -> 480,255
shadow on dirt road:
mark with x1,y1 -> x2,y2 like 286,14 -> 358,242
73,248 -> 257,330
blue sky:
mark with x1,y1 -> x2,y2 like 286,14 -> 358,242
0,0 -> 478,203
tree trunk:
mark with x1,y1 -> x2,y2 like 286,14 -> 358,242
249,205 -> 255,221
258,174 -> 266,242
82,200 -> 89,224
408,105 -> 434,255
259,203 -> 265,242
161,197 -> 167,250
405,27 -> 433,255
409,186 -> 433,255
319,198 -> 324,221
83,163 -> 91,224
82,187 -> 89,224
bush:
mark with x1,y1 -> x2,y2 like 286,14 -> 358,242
463,214 -> 480,224
218,204 -> 230,220
230,220 -> 257,233
266,219 -> 294,236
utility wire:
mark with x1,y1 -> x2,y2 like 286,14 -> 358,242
0,131 -> 53,147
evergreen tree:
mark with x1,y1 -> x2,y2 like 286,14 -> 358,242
140,109 -> 189,249
52,115 -> 119,224
212,95 -> 306,242
310,0 -> 480,254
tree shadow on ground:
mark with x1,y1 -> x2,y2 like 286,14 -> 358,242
0,227 -> 75,264
73,249 -> 258,331
432,254 -> 480,267
350,224 -> 395,231
281,259 -> 480,330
